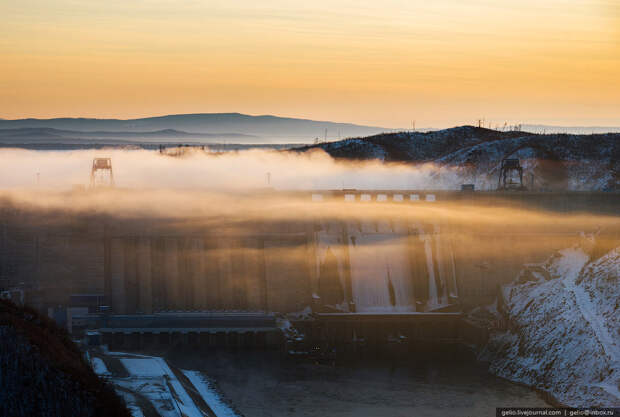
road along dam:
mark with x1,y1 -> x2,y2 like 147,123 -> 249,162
0,189 -> 617,350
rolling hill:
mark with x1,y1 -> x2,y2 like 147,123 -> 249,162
295,126 -> 619,191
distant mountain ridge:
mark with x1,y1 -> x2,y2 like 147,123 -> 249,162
0,127 -> 258,145
2,114 -> 618,146
0,113 -> 390,142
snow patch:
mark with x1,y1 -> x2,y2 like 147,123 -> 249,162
90,357 -> 110,376
182,370 -> 239,417
99,351 -> 236,417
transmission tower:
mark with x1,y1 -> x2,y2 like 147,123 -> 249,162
90,158 -> 114,188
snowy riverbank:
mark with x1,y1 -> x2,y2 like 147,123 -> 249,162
89,349 -> 240,417
479,239 -> 620,407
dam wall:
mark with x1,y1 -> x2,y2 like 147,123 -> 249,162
0,191 -> 617,314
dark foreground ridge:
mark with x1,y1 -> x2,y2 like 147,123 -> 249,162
0,299 -> 130,417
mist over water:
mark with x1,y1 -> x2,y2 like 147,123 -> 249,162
0,148 -> 461,191
0,146 -> 616,240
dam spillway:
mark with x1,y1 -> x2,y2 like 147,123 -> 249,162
98,221 -> 458,315
0,190 -> 617,319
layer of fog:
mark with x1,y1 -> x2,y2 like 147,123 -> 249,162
0,147 -> 461,191
0,147 -> 617,239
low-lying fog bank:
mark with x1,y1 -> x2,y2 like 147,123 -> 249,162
0,143 -> 616,192
0,147 -> 463,191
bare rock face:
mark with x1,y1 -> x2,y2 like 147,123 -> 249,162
481,242 -> 620,407
0,300 -> 130,417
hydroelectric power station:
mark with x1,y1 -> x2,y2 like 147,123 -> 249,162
1,186 -> 616,354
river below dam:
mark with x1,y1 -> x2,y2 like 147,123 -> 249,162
163,349 -> 549,417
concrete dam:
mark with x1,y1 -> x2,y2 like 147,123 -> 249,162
2,190 -> 616,321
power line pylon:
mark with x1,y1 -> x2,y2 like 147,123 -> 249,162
90,158 -> 114,188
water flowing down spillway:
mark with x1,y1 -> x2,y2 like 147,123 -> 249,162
423,234 -> 441,310
314,219 -> 457,313
348,232 -> 414,312
315,224 -> 349,309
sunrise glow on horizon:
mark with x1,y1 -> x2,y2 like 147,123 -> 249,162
1,0 -> 618,128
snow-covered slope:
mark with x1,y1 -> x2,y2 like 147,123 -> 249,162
91,350 -> 240,417
297,126 -> 619,191
480,242 -> 620,407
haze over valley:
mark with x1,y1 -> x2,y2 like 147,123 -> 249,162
2,1 -> 619,416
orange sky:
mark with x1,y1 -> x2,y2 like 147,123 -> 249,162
1,0 -> 618,128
